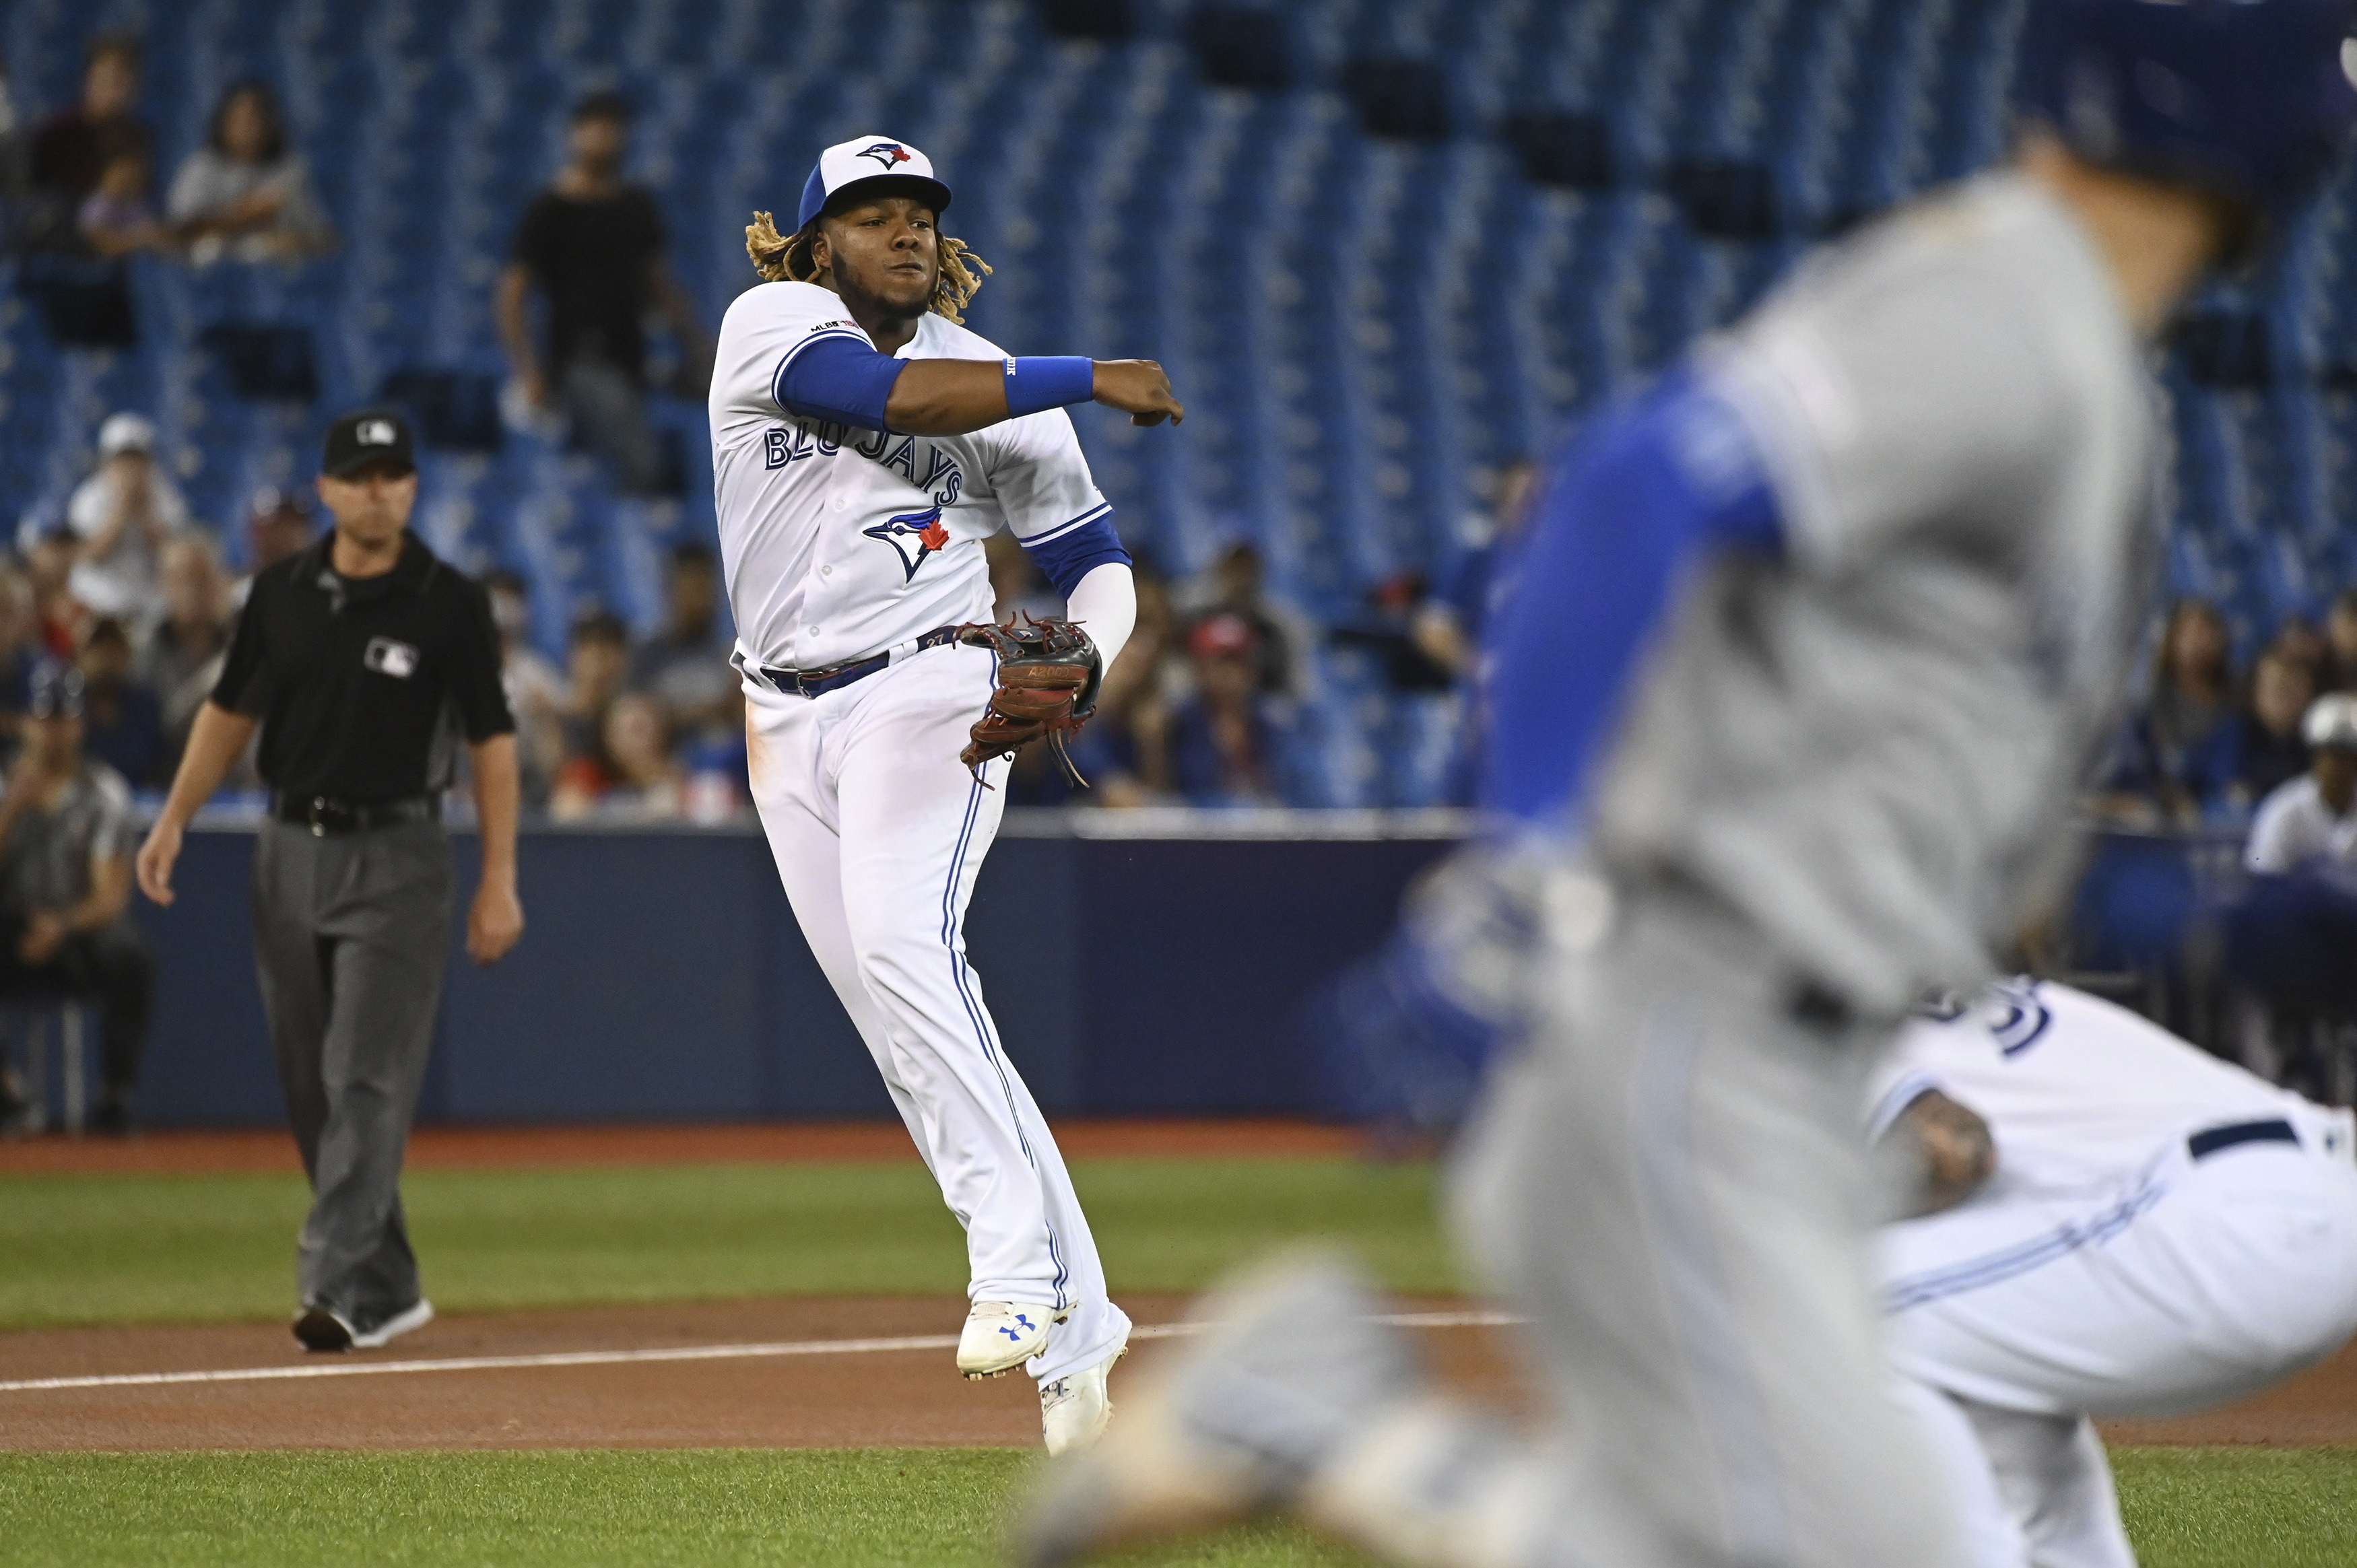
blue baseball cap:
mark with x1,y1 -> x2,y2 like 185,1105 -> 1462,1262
796,135 -> 954,232
2014,0 -> 2357,230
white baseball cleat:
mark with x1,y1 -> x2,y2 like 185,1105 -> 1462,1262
958,1300 -> 1063,1379
1040,1338 -> 1128,1456
351,1298 -> 435,1350
1011,1254 -> 1418,1567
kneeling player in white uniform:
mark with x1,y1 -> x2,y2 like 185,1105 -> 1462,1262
1874,981 -> 2357,1568
706,135 -> 1183,1453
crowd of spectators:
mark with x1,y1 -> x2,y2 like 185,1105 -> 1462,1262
4,37 -> 332,349
2097,589 -> 2357,833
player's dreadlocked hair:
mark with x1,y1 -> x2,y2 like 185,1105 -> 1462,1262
745,210 -> 991,325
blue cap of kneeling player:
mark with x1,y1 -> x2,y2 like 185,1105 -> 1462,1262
796,135 -> 954,232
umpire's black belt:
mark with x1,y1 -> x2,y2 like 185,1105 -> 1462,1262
2187,1118 -> 2300,1161
752,624 -> 962,698
271,792 -> 440,836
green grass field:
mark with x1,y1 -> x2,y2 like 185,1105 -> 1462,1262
5,1155 -> 2350,1566
3,1447 -> 2352,1568
0,1156 -> 1453,1329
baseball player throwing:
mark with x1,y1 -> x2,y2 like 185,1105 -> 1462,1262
1018,2 -> 2357,1563
1877,980 -> 2357,1568
708,135 -> 1181,1453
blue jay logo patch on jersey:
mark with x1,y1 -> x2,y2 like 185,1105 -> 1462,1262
863,505 -> 952,582
856,141 -> 912,171
1985,980 -> 2053,1056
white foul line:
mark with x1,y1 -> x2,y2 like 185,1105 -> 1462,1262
0,1310 -> 1513,1396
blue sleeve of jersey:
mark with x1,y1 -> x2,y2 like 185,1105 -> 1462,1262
1482,368 -> 1786,827
1022,511 -> 1131,597
773,334 -> 907,432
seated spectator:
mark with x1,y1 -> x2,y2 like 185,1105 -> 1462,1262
22,34 -> 152,346
0,568 -> 40,760
485,572 -> 565,809
137,535 -> 233,775
2226,646 -> 2317,813
2323,587 -> 2357,694
25,34 -> 149,232
167,79 -> 330,266
67,413 -> 187,623
0,662 -> 156,1135
2109,597 -> 2238,822
559,609 -> 632,765
1176,540 -> 1315,699
20,34 -> 150,346
628,543 -> 737,740
238,485 -> 317,599
18,516 -> 88,658
551,692 -> 683,822
1412,454 -> 1541,682
77,617 -> 161,787
76,142 -> 164,258
1166,613 -> 1298,808
2228,695 -> 2357,1077
2247,695 -> 2357,883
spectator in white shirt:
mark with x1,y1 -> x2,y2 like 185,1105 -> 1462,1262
66,413 -> 188,623
166,80 -> 330,265
2247,693 -> 2357,882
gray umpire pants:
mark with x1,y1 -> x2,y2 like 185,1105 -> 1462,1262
1451,882 -> 1962,1568
252,819 -> 454,1326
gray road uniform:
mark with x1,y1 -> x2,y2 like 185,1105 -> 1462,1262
1446,172 -> 2156,1568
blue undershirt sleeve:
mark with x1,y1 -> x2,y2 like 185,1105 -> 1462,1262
1021,512 -> 1131,598
1481,366 -> 1787,829
774,334 -> 907,432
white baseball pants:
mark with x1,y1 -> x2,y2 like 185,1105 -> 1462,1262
743,640 -> 1131,1384
1880,1116 -> 2357,1568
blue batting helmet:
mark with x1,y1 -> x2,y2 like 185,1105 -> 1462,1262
2014,0 -> 2357,229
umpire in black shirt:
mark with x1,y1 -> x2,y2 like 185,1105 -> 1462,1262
136,409 -> 523,1353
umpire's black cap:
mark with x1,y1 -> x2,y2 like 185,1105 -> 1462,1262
321,409 -> 417,479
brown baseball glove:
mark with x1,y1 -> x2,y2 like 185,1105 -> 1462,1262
956,612 -> 1102,785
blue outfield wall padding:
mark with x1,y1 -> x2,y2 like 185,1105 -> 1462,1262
128,825 -> 1459,1127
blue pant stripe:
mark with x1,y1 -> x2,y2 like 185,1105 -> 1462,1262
1884,1173 -> 2166,1314
940,773 -> 1065,1307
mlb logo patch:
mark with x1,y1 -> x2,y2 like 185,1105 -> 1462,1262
356,419 -> 399,447
364,637 -> 420,678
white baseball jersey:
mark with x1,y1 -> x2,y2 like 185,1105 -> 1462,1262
1873,982 -> 2357,1568
1868,979 -> 2313,1194
708,280 -> 1110,670
2245,773 -> 2357,877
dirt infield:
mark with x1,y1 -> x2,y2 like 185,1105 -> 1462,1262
0,1293 -> 2348,1453
3,1124 -> 2348,1452
0,1120 -> 1361,1176
0,1295 -> 1518,1452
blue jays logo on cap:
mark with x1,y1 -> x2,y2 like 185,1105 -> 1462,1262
799,134 -> 954,230
863,505 -> 952,582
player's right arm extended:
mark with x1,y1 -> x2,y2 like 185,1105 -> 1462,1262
134,700 -> 260,906
776,337 -> 1182,437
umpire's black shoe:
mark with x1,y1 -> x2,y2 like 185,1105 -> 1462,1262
293,1305 -> 356,1353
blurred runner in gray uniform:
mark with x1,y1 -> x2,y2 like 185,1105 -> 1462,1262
1018,5 -> 2357,1567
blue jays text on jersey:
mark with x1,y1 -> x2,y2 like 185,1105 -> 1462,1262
762,415 -> 966,510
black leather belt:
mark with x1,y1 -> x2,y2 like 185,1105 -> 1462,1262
2188,1118 -> 2300,1161
759,624 -> 962,697
271,792 -> 440,836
